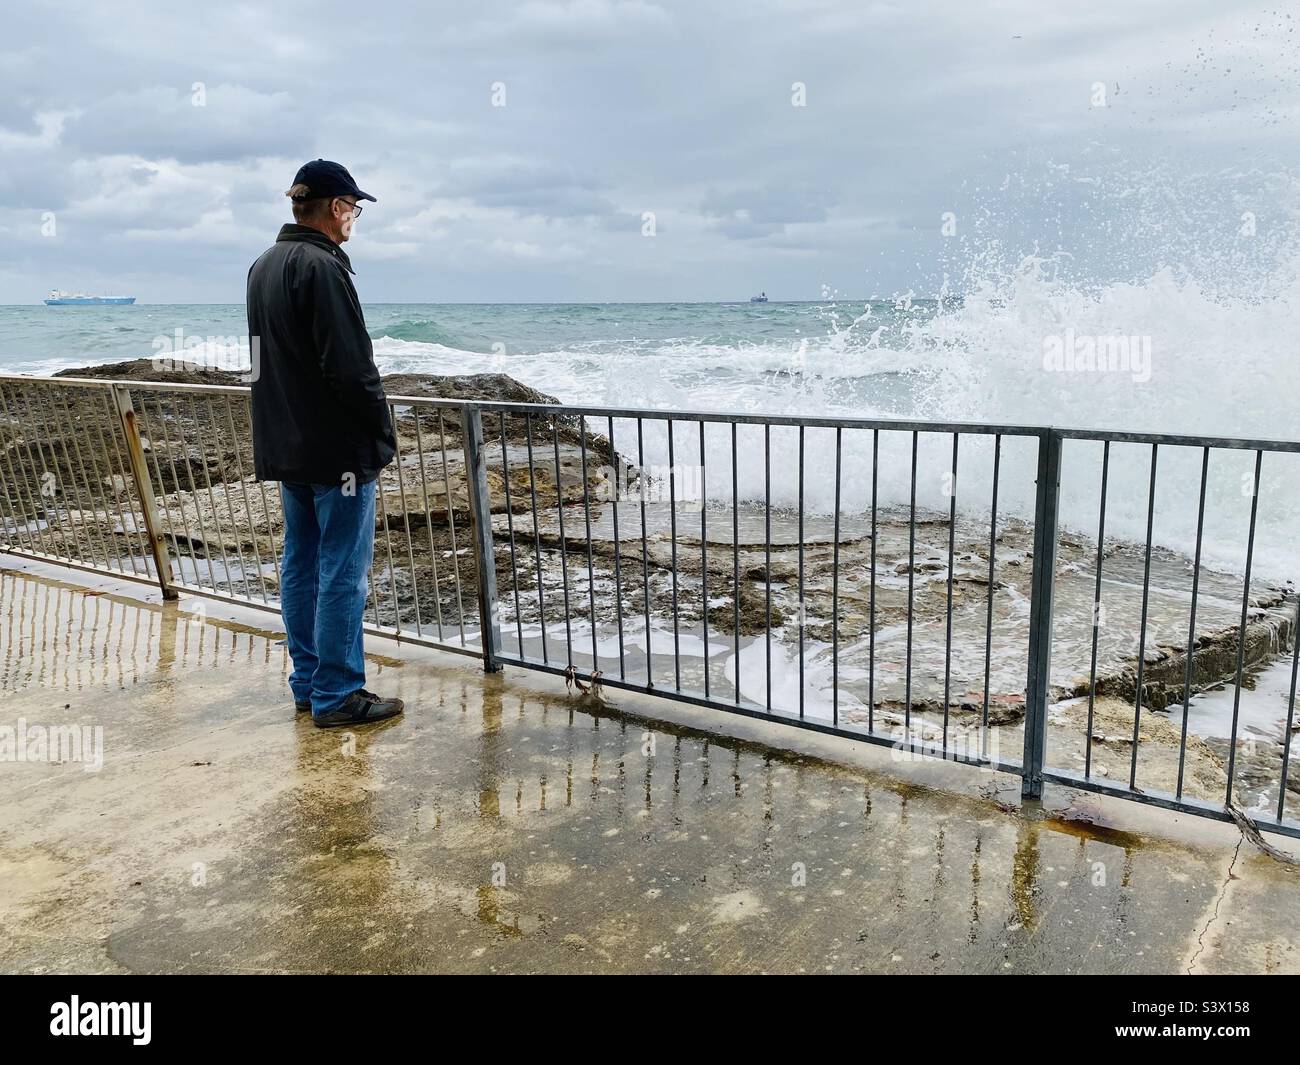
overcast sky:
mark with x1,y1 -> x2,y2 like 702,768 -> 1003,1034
2,0 -> 1296,303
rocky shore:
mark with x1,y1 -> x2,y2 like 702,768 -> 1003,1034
1,359 -> 1296,813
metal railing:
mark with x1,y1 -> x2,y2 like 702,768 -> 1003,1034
3,371 -> 1299,838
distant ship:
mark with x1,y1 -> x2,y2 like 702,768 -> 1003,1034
750,292 -> 768,303
44,289 -> 136,306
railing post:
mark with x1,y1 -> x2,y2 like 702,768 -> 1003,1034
109,384 -> 176,601
462,404 -> 502,672
1022,429 -> 1061,798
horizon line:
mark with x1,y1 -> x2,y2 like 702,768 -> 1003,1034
1,296 -> 958,308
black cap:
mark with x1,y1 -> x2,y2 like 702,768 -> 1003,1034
290,159 -> 376,203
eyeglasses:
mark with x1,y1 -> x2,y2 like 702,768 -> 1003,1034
339,198 -> 363,217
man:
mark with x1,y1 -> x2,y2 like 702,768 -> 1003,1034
247,159 -> 403,728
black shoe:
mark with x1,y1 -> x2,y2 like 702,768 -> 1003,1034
297,690 -> 381,715
312,690 -> 404,729
299,690 -> 378,713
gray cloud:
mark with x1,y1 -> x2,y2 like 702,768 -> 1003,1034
700,187 -> 834,239
435,158 -> 622,220
61,84 -> 312,163
1,0 -> 1296,302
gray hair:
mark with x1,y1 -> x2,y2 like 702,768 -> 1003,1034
286,183 -> 332,223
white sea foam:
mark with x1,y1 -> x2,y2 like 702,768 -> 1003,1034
368,255 -> 1300,579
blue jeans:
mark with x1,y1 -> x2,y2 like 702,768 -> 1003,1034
279,480 -> 376,716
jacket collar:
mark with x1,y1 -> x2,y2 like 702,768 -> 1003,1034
275,223 -> 354,274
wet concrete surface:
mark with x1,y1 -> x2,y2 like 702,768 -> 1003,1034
2,555 -> 1299,974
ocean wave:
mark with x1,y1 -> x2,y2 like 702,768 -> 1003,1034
369,316 -> 476,349
387,254 -> 1300,579
371,336 -> 501,371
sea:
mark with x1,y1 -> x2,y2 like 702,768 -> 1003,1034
2,281 -> 1299,580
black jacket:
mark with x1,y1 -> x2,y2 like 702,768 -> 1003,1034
247,224 -> 396,485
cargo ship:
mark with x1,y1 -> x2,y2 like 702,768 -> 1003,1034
44,290 -> 136,306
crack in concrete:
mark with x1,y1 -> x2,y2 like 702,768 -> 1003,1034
1185,833 -> 1244,975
